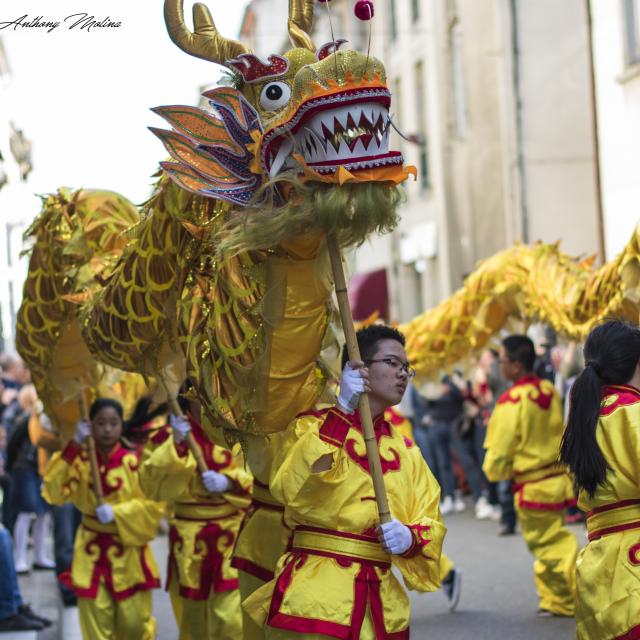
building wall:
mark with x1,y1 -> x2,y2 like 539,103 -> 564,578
509,0 -> 600,257
0,38 -> 32,352
237,1 -> 602,323
590,0 -> 640,258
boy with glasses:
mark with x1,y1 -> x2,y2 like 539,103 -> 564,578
244,324 -> 447,638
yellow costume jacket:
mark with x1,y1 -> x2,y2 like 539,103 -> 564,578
246,407 -> 445,639
577,383 -> 640,640
483,375 -> 575,509
140,419 -> 252,599
42,440 -> 164,600
232,434 -> 291,582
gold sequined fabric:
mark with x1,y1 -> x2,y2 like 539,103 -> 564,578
401,226 -> 640,378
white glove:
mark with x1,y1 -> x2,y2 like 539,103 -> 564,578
378,519 -> 413,555
337,363 -> 368,414
169,415 -> 191,443
201,471 -> 231,494
74,420 -> 91,444
95,504 -> 115,524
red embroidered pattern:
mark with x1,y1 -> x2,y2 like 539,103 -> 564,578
188,418 -> 232,471
91,445 -> 140,498
345,437 -> 401,474
600,385 -> 640,417
74,530 -> 159,600
267,549 -> 407,639
628,543 -> 640,566
168,522 -> 238,599
497,375 -> 553,411
402,524 -> 432,558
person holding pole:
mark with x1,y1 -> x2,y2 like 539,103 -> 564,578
243,324 -> 446,639
42,398 -> 164,639
140,381 -> 253,640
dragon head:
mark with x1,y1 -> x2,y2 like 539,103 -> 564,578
153,0 -> 413,250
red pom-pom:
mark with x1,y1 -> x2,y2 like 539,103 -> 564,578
354,0 -> 374,20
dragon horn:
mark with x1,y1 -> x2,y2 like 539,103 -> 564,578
164,0 -> 251,65
288,0 -> 315,51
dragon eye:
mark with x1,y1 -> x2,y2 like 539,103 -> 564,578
260,81 -> 291,110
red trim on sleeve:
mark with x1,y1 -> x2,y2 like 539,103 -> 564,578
401,524 -> 432,559
61,440 -> 83,464
318,408 -> 352,447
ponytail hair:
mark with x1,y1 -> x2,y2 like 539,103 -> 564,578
560,321 -> 640,496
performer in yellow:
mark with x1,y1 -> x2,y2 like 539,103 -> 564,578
483,335 -> 578,617
42,398 -> 164,639
244,325 -> 446,639
560,320 -> 640,639
140,385 -> 252,640
232,434 -> 292,640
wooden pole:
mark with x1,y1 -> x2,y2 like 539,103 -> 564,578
157,376 -> 209,475
78,394 -> 105,507
326,233 -> 391,524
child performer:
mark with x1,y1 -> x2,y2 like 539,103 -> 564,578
244,325 -> 446,638
42,398 -> 164,639
561,320 -> 640,639
140,383 -> 252,640
483,335 -> 578,617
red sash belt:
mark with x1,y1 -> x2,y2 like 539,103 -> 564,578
267,526 -> 409,640
587,499 -> 640,541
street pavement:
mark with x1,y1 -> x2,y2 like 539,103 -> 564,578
7,502 -> 584,639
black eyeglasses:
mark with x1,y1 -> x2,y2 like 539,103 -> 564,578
365,357 -> 416,379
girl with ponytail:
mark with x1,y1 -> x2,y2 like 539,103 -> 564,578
560,320 -> 640,639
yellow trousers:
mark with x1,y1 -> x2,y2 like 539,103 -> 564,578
239,570 -> 270,640
169,571 -> 243,640
516,505 -> 578,615
77,585 -> 156,640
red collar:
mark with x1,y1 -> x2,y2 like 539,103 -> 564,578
602,383 -> 640,398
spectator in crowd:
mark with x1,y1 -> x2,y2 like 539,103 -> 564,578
6,385 -> 55,573
0,523 -> 52,632
425,374 -> 485,515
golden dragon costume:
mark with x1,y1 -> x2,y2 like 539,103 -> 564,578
15,188 -> 145,438
76,0 -> 413,446
401,230 -> 640,378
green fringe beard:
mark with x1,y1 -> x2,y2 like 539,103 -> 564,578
215,174 -> 403,255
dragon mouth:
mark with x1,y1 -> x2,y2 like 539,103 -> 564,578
262,88 -> 403,177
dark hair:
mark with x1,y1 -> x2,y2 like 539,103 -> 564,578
502,335 -> 536,371
560,321 -> 640,496
177,379 -> 194,415
89,398 -> 124,421
340,325 -> 406,369
123,396 -> 168,444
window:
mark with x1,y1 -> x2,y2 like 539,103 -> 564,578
391,0 -> 398,40
411,0 -> 420,23
622,0 -> 640,65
